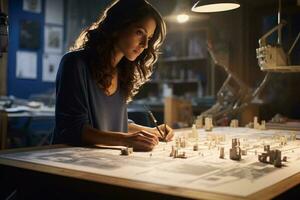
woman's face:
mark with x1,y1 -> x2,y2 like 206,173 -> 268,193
115,17 -> 157,61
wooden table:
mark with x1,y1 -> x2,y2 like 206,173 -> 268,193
0,128 -> 300,200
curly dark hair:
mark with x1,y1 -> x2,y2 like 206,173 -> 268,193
70,0 -> 166,102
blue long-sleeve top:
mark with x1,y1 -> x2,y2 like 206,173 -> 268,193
53,50 -> 128,145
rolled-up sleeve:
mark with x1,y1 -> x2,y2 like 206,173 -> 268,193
54,53 -> 90,145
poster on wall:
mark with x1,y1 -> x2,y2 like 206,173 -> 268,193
42,54 -> 61,82
44,26 -> 63,54
16,51 -> 37,79
23,0 -> 42,13
19,20 -> 40,49
45,0 -> 64,25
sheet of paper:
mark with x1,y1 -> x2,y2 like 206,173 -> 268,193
42,54 -> 61,82
44,26 -> 63,54
45,0 -> 64,25
16,51 -> 37,79
23,0 -> 42,13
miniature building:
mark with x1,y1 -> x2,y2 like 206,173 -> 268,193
280,136 -> 287,146
195,116 -> 203,128
170,146 -> 187,159
230,119 -> 239,128
170,145 -> 175,157
230,138 -> 241,160
193,144 -> 198,151
220,147 -> 225,159
290,133 -> 297,141
176,151 -> 187,159
253,116 -> 266,130
180,137 -> 186,148
254,116 -> 259,129
205,117 -> 213,131
258,145 -> 282,167
121,147 -> 133,156
191,124 -> 199,141
261,120 -> 266,130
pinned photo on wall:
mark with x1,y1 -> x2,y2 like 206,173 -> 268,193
42,54 -> 61,82
19,20 -> 41,49
23,0 -> 42,13
44,26 -> 63,54
16,51 -> 37,79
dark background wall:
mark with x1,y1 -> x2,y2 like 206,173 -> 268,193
8,0 -> 50,99
6,0 -> 300,119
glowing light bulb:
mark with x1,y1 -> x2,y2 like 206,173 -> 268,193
176,14 -> 189,23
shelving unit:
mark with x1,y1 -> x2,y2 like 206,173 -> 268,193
144,25 -> 215,100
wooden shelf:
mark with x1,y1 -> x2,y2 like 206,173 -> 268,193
158,56 -> 206,63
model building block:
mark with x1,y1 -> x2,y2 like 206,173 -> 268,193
230,119 -> 239,128
195,116 -> 203,128
258,145 -> 282,167
220,147 -> 225,159
230,138 -> 241,161
205,117 -> 213,131
120,147 -> 133,156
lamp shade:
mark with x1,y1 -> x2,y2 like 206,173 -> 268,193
191,0 -> 240,13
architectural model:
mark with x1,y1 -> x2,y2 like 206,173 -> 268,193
1,126 -> 300,198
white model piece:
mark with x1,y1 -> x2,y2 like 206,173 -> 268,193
230,138 -> 241,161
220,147 -> 225,159
180,137 -> 186,148
207,134 -> 225,145
230,119 -> 239,128
195,115 -> 203,128
170,146 -> 187,159
175,151 -> 187,159
170,145 -> 175,157
175,138 -> 180,148
290,132 -> 297,141
120,147 -> 133,156
261,120 -> 266,130
174,149 -> 178,158
192,124 -> 198,141
253,116 -> 267,130
280,136 -> 287,146
254,116 -> 259,129
205,117 -> 213,131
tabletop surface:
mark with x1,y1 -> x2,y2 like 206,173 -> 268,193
0,127 -> 300,200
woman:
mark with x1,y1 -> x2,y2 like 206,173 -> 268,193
53,0 -> 174,151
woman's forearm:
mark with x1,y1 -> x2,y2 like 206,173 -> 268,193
82,125 -> 127,146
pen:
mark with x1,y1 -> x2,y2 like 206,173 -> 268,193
164,123 -> 167,141
145,108 -> 165,139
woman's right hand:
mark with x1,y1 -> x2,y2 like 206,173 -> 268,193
122,130 -> 159,151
